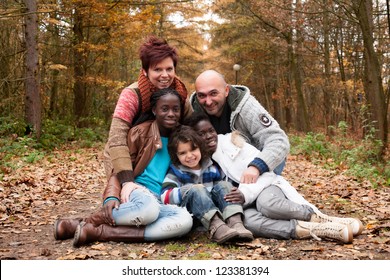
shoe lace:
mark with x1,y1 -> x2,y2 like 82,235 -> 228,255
310,223 -> 345,241
308,230 -> 322,241
317,213 -> 353,225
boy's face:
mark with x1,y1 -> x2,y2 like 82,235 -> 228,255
193,120 -> 218,153
176,141 -> 201,170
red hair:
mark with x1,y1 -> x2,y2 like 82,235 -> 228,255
139,35 -> 178,71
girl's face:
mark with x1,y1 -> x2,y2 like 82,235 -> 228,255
153,94 -> 181,136
193,120 -> 218,153
176,141 -> 202,170
143,57 -> 175,89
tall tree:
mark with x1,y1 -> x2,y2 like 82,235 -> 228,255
23,0 -> 41,138
290,0 -> 310,132
72,1 -> 88,126
352,0 -> 387,154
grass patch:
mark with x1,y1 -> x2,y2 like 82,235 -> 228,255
165,243 -> 187,252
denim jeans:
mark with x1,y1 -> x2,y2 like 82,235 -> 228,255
112,188 -> 193,241
243,185 -> 314,240
274,159 -> 286,175
181,181 -> 243,229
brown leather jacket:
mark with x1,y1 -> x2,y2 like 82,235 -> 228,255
102,120 -> 163,201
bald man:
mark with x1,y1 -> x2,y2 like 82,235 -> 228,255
190,70 -> 289,180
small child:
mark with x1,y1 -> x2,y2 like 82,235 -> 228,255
161,125 -> 253,244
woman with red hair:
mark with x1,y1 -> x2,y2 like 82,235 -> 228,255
54,36 -> 191,241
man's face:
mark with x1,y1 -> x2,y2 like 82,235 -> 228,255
195,78 -> 228,117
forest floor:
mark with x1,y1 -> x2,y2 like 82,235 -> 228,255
0,144 -> 389,260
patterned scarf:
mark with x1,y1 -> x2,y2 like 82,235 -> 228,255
137,70 -> 188,113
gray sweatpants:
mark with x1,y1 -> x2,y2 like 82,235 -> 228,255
243,185 -> 314,239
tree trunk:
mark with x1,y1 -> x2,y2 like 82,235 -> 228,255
353,0 -> 387,154
73,6 -> 88,127
323,0 -> 332,134
290,0 -> 310,132
23,0 -> 41,138
284,38 -> 294,131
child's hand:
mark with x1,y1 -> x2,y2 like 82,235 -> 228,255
224,187 -> 245,204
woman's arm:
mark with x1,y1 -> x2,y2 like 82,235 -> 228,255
107,87 -> 140,185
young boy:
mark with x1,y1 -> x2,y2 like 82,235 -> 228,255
161,125 -> 253,244
185,112 -> 363,244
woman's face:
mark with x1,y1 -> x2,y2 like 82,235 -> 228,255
153,93 -> 181,135
193,120 -> 218,153
144,57 -> 175,89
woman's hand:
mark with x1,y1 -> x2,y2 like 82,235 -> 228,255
103,199 -> 119,226
240,166 -> 260,184
120,182 -> 145,203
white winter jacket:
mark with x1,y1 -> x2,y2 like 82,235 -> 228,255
213,132 -> 318,212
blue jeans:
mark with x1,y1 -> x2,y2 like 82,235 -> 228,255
181,181 -> 243,229
274,159 -> 286,175
112,188 -> 193,241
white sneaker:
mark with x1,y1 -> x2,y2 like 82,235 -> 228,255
311,212 -> 363,236
296,221 -> 353,243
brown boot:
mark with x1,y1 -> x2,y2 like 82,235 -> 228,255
54,218 -> 82,240
226,213 -> 254,241
209,214 -> 239,244
54,208 -> 107,240
73,222 -> 145,247
54,175 -> 120,240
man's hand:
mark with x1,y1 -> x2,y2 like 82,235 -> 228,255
224,187 -> 245,204
240,166 -> 260,184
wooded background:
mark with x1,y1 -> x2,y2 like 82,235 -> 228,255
1,0 -> 389,156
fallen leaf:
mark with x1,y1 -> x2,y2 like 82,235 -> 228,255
212,252 -> 222,259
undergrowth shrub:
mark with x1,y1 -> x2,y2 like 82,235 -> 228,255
289,132 -> 330,161
0,117 -> 107,174
290,122 -> 388,188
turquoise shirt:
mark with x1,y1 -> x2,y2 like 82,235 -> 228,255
135,137 -> 170,197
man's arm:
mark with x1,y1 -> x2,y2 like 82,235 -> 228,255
236,94 -> 290,173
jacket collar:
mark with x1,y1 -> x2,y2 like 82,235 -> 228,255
190,85 -> 250,113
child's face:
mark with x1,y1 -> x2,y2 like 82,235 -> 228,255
193,120 -> 218,153
176,141 -> 202,170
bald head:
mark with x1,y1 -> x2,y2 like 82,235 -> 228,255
195,70 -> 226,89
194,70 -> 229,117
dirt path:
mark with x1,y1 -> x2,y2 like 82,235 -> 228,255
1,146 -> 389,260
